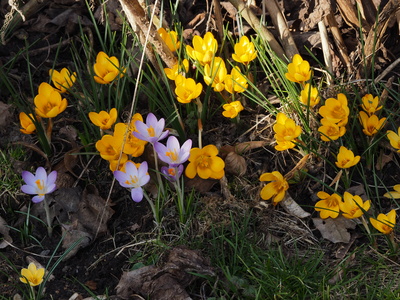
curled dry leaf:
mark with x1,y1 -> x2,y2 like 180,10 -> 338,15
220,140 -> 267,159
280,193 -> 310,219
312,216 -> 356,244
116,246 -> 214,300
224,151 -> 247,176
0,215 -> 12,248
51,185 -> 114,259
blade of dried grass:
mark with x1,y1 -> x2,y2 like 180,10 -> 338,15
263,0 -> 298,59
324,12 -> 352,74
336,0 -> 371,32
318,20 -> 334,85
361,0 -> 398,78
118,0 -> 177,71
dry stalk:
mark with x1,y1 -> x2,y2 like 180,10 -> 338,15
361,0 -> 399,78
228,0 -> 287,61
324,12 -> 352,74
336,0 -> 371,32
263,0 -> 298,59
317,20 -> 333,85
118,0 -> 177,72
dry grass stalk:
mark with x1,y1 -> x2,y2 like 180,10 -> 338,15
318,20 -> 334,85
336,0 -> 371,32
361,0 -> 399,78
118,0 -> 177,72
324,12 -> 352,74
263,0 -> 298,59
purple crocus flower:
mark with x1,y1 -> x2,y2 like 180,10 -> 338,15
154,136 -> 192,166
113,161 -> 150,202
161,164 -> 184,182
133,113 -> 169,144
21,167 -> 57,203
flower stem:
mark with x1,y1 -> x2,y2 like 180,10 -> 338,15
174,175 -> 186,223
152,145 -> 165,196
195,98 -> 203,149
143,191 -> 160,226
29,285 -> 36,300
43,196 -> 53,237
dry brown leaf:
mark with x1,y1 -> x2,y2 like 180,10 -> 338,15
0,101 -> 12,129
51,185 -> 114,259
185,176 -> 219,193
0,215 -> 12,248
220,141 -> 267,158
313,216 -> 356,243
116,246 -> 213,300
224,152 -> 247,176
280,193 -> 310,219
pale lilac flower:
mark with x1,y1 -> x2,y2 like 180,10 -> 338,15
133,113 -> 169,144
21,167 -> 57,203
154,136 -> 192,166
113,161 -> 150,202
161,165 -> 184,182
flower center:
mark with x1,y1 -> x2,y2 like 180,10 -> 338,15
168,168 -> 176,176
147,126 -> 155,137
125,175 -> 139,187
327,197 -> 339,207
166,150 -> 178,162
197,155 -> 210,168
35,179 -> 44,193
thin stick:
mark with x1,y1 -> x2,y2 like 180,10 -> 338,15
263,0 -> 298,59
318,20 -> 333,85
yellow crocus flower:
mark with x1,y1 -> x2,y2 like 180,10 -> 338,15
361,94 -> 382,115
93,51 -> 125,84
203,57 -> 227,92
232,36 -> 257,65
185,144 -> 225,179
158,28 -> 180,52
49,68 -> 76,93
19,112 -> 37,134
88,108 -> 118,130
315,191 -> 341,219
285,54 -> 311,83
370,209 -> 396,235
222,101 -> 244,118
174,75 -> 203,104
340,192 -> 371,219
34,82 -> 68,118
259,171 -> 289,205
387,128 -> 400,152
359,111 -> 386,136
335,146 -> 360,169
299,83 -> 320,107
318,93 -> 349,127
20,263 -> 45,287
186,32 -> 218,66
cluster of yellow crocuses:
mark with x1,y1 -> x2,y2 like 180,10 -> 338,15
19,51 -> 125,136
92,111 -> 148,171
19,68 -> 75,135
161,30 -> 256,118
260,53 -> 399,237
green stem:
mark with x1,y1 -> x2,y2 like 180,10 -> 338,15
143,190 -> 160,226
152,145 -> 165,196
43,196 -> 52,237
29,284 -> 36,300
174,176 -> 185,223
